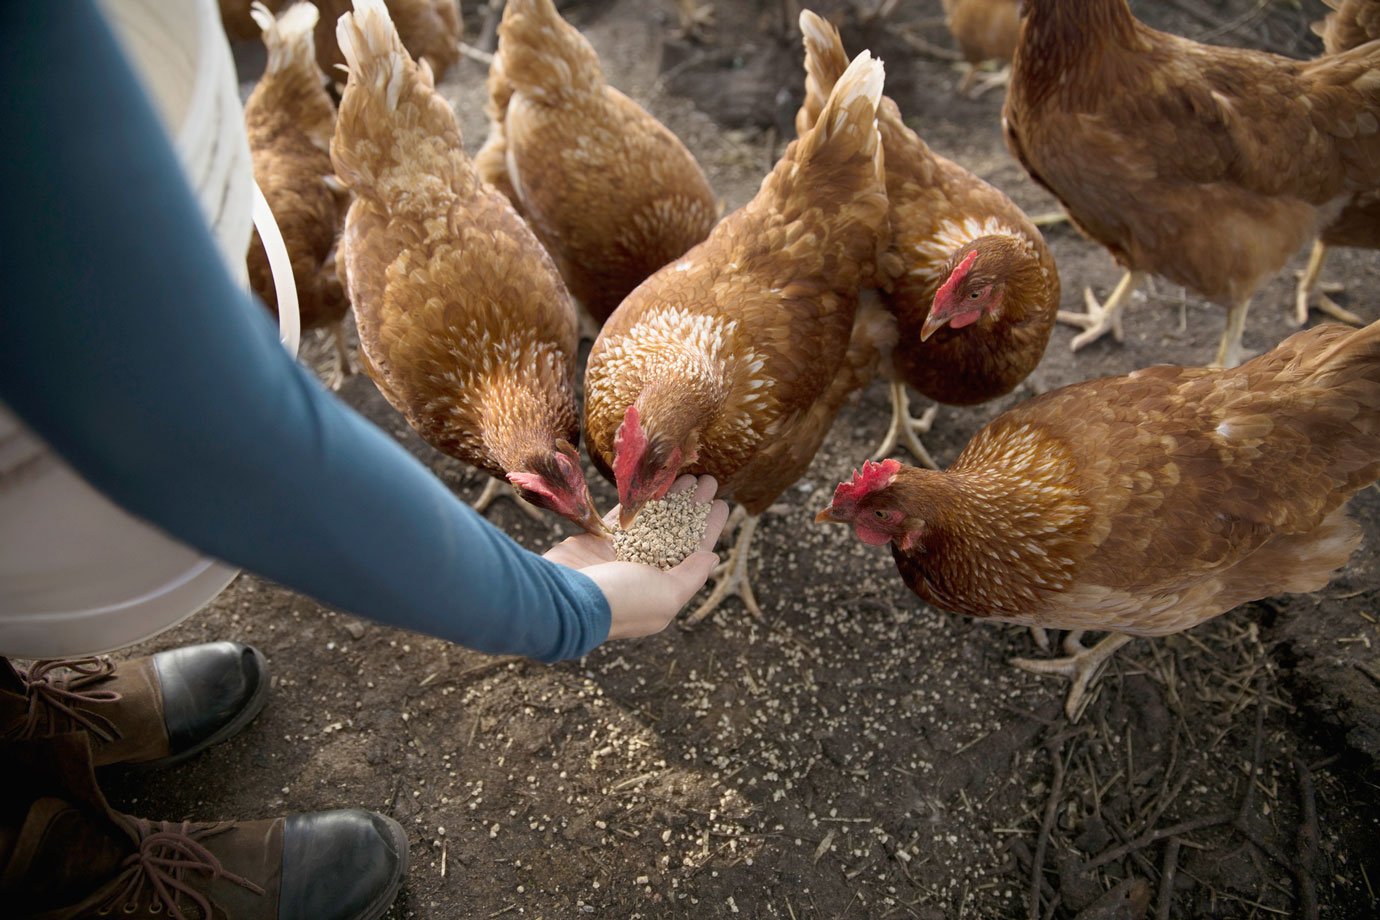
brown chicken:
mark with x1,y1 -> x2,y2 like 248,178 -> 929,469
1296,0 -> 1380,325
584,51 -> 892,623
1004,0 -> 1380,368
244,1 -> 354,388
476,0 -> 719,329
314,0 -> 462,83
818,320 -> 1380,718
797,11 -> 1058,469
332,0 -> 604,535
942,0 -> 1021,97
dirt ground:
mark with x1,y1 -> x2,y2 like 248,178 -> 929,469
104,1 -> 1379,917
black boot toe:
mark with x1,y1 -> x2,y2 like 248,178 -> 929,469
280,809 -> 408,920
154,641 -> 269,761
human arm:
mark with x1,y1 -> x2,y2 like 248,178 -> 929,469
0,1 -> 709,661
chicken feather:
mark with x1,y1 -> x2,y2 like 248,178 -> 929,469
478,0 -> 718,326
820,319 -> 1380,714
797,10 -> 1058,467
244,1 -> 353,386
1004,0 -> 1380,365
584,50 -> 890,621
332,0 -> 602,535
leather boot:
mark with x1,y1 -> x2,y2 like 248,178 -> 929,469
0,733 -> 408,920
0,642 -> 269,768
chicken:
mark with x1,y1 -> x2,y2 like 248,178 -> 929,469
796,11 -> 1059,468
1296,0 -> 1380,325
244,2 -> 354,389
1004,0 -> 1380,367
818,320 -> 1380,719
314,0 -> 462,84
942,0 -> 1021,97
476,0 -> 718,330
584,51 -> 892,623
332,0 -> 604,535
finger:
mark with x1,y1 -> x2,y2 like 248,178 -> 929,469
601,504 -> 620,529
665,550 -> 719,604
691,474 -> 719,503
666,473 -> 698,495
698,500 -> 730,551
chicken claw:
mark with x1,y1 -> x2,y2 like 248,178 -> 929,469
1294,241 -> 1365,328
684,510 -> 761,625
674,0 -> 716,41
1057,270 -> 1145,352
472,477 -> 546,522
872,381 -> 940,469
1011,631 -> 1134,721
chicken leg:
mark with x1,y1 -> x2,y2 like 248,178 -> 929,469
1011,631 -> 1134,721
1057,270 -> 1145,352
1214,298 -> 1251,369
1294,241 -> 1365,328
871,380 -> 940,469
472,477 -> 546,522
684,507 -> 761,625
323,321 -> 356,391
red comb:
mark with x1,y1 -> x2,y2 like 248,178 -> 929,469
933,249 -> 979,312
831,458 -> 900,506
612,405 -> 645,490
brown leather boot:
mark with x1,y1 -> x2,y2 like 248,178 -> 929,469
0,734 -> 408,920
0,642 -> 269,768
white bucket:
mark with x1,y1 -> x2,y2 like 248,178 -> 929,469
0,0 -> 300,658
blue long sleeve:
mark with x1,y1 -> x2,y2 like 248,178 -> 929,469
0,1 -> 610,662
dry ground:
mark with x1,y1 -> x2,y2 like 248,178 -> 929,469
106,1 -> 1379,918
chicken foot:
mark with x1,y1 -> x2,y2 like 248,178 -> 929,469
684,508 -> 761,625
472,477 -> 546,522
871,380 -> 940,469
1057,270 -> 1145,352
958,63 -> 1010,99
1011,631 -> 1134,721
674,0 -> 715,41
1294,241 -> 1365,328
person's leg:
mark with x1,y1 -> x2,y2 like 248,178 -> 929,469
0,642 -> 270,768
0,732 -> 407,919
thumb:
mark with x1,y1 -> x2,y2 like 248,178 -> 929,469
664,551 -> 719,604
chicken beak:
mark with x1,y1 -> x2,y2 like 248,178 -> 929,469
579,501 -> 610,537
814,506 -> 842,525
619,500 -> 648,531
920,311 -> 949,342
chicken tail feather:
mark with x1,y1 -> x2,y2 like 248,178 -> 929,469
796,10 -> 850,136
797,50 -> 884,169
252,1 -> 320,76
333,0 -> 474,211
498,0 -> 603,105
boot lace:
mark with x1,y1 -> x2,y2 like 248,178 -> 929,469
98,818 -> 266,919
12,656 -> 122,742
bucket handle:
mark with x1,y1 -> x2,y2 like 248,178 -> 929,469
251,179 -> 301,358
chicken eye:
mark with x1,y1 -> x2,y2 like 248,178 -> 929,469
873,509 -> 889,519
968,290 -> 982,299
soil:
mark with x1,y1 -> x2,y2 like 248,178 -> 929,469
103,1 -> 1379,918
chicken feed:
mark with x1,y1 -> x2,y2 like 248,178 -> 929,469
611,490 -> 711,569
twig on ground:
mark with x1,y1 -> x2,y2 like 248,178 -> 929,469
1293,757 -> 1321,920
1155,838 -> 1181,920
1028,736 -> 1071,920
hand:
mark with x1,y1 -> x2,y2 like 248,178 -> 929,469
544,474 -> 729,640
